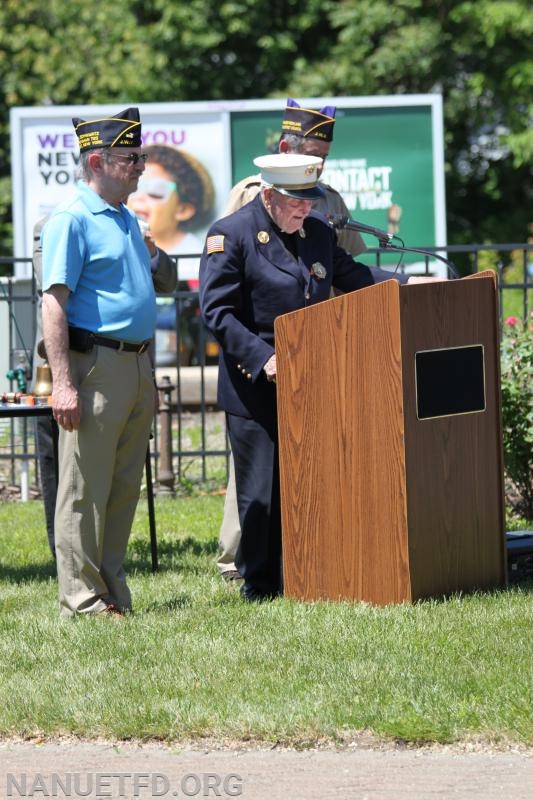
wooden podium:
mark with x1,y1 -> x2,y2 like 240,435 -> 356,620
274,272 -> 507,605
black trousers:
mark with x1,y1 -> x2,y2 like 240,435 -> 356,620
35,414 -> 58,558
227,412 -> 282,596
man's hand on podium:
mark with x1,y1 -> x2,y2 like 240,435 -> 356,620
263,354 -> 277,383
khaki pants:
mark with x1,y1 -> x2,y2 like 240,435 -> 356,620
217,452 -> 242,575
55,346 -> 155,617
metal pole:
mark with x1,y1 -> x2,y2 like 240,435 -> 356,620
145,446 -> 158,572
156,374 -> 176,496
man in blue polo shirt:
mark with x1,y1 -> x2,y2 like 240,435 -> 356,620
42,107 -> 159,618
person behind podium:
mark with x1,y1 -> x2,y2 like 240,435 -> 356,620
217,97 -> 367,584
199,153 -> 439,602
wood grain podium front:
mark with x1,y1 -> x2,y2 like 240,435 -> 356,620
274,272 -> 507,605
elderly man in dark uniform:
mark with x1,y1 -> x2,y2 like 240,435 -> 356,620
217,98 -> 367,583
200,153 -> 435,602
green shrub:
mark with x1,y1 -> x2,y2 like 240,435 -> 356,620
500,313 -> 533,517
501,258 -> 533,320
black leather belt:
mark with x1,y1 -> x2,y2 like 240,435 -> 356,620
92,334 -> 150,354
68,325 -> 150,354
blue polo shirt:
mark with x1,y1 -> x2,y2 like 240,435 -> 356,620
42,182 -> 157,342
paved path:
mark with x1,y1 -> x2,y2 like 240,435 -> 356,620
0,740 -> 531,799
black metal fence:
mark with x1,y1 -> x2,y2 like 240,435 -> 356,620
1,244 -> 532,496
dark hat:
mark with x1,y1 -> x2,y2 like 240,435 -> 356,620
281,98 -> 336,142
254,154 -> 325,200
72,107 -> 142,153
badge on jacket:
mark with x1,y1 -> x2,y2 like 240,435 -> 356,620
311,262 -> 326,279
257,231 -> 270,244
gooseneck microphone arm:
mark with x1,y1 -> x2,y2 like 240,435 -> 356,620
330,215 -> 460,279
376,243 -> 460,279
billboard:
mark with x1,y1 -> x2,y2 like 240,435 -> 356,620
10,102 -> 232,279
10,95 -> 445,277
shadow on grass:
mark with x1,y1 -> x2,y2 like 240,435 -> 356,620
0,560 -> 57,583
0,537 -> 218,584
127,535 -> 217,574
139,594 -> 192,614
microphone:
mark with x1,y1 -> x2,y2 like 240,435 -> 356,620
330,214 -> 460,277
329,214 -> 393,245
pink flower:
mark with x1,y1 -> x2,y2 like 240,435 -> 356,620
505,316 -> 519,326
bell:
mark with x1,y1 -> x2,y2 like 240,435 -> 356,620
33,363 -> 53,398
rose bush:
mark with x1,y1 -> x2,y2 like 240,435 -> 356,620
500,313 -> 533,518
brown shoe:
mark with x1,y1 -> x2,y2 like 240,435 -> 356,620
96,603 -> 124,619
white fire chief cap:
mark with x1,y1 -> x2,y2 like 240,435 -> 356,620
253,153 -> 325,200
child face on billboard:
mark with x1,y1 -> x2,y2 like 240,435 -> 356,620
128,162 -> 196,244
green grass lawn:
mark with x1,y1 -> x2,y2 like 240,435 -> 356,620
0,496 -> 531,747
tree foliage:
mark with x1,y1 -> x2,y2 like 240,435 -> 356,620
287,0 -> 533,244
0,0 -> 156,259
0,0 -> 531,259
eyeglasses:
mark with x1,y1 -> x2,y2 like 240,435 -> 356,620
106,152 -> 149,165
130,177 -> 177,202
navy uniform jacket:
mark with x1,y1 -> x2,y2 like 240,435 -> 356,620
200,194 -> 405,421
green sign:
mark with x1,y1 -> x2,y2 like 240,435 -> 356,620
229,98 -> 445,267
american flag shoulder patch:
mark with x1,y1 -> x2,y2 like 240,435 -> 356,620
206,234 -> 225,254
